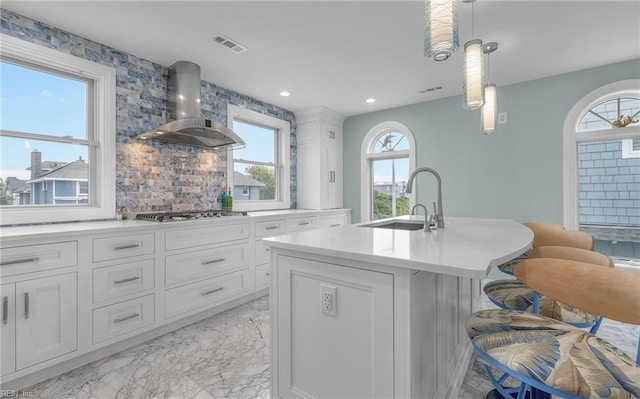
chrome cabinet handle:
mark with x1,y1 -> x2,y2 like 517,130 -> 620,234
1,257 -> 40,266
114,244 -> 140,250
114,313 -> 140,324
201,287 -> 224,296
202,258 -> 225,265
298,221 -> 310,226
24,293 -> 29,319
2,296 -> 8,324
329,224 -> 341,227
265,272 -> 271,276
265,226 -> 279,230
329,171 -> 332,182
114,276 -> 140,285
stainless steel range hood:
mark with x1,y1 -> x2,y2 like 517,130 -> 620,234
135,61 -> 245,150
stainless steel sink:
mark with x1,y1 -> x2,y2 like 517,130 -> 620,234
361,221 -> 425,231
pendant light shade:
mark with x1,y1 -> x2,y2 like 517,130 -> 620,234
463,39 -> 484,110
424,0 -> 459,61
481,84 -> 497,134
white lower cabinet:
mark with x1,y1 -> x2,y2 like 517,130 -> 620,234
92,294 -> 155,344
165,268 -> 251,319
1,273 -> 77,373
275,255 -> 394,398
92,259 -> 155,304
254,264 -> 270,289
1,283 -> 16,376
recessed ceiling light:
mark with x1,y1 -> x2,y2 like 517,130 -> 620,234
366,98 -> 376,104
280,91 -> 290,97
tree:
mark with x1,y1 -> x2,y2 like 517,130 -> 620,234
0,177 -> 14,205
373,191 -> 409,220
245,166 -> 275,200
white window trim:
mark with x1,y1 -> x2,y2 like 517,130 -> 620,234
562,79 -> 640,229
226,104 -> 290,211
621,138 -> 640,159
360,121 -> 416,222
0,33 -> 116,225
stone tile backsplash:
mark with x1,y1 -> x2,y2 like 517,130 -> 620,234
1,8 -> 297,212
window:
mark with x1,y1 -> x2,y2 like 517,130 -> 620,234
0,33 -> 115,225
361,122 -> 416,222
226,104 -> 290,211
563,80 -> 640,260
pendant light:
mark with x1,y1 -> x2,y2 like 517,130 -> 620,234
462,0 -> 484,110
481,42 -> 498,134
424,0 -> 459,61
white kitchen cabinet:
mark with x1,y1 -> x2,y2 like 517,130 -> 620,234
296,107 -> 345,210
92,294 -> 155,344
1,283 -> 16,376
316,213 -> 347,229
274,255 -> 394,398
92,259 -> 155,304
9,273 -> 77,371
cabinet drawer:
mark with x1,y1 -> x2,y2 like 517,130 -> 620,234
255,220 -> 285,238
1,241 -> 77,277
286,216 -> 316,232
255,264 -> 270,289
165,243 -> 249,287
93,233 -> 155,262
165,269 -> 250,319
93,259 -> 155,304
93,294 -> 155,344
165,223 -> 249,251
317,214 -> 346,229
255,240 -> 271,265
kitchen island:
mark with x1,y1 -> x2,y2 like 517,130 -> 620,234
264,216 -> 533,399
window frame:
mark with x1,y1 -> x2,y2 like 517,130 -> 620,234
0,33 -> 116,225
562,79 -> 640,229
226,104 -> 290,211
360,121 -> 416,222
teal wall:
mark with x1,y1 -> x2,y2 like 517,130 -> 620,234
344,59 -> 640,223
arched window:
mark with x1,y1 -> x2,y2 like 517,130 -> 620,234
360,121 -> 416,222
563,80 -> 640,260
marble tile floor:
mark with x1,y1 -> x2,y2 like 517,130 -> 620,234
17,289 -> 639,399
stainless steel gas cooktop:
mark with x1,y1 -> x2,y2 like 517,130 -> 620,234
135,210 -> 248,222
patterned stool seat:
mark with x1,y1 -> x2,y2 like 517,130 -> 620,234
466,309 -> 640,399
484,280 -> 600,325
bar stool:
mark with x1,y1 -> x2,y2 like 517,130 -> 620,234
467,259 -> 640,399
497,223 -> 594,276
484,246 -> 611,333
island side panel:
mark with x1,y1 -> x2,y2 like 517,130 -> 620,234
272,251 -> 394,399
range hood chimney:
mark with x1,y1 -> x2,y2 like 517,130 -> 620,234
135,61 -> 245,150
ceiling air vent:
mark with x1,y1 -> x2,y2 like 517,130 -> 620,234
213,33 -> 248,54
419,85 -> 444,94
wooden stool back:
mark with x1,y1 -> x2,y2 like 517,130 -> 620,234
514,259 -> 640,325
525,226 -> 594,250
527,246 -> 613,268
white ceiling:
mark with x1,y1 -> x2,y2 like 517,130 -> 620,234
3,1 -> 639,117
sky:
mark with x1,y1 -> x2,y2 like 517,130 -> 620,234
1,60 -> 88,180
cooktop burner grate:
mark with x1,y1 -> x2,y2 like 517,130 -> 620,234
135,210 -> 248,222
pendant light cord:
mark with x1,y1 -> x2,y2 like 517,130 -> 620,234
471,1 -> 475,38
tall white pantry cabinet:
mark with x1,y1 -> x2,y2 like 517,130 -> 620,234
296,106 -> 345,210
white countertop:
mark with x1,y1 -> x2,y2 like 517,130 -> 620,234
264,216 -> 533,279
0,208 -> 350,241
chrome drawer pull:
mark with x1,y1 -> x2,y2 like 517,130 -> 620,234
329,224 -> 341,227
114,244 -> 140,250
114,313 -> 140,324
114,276 -> 140,285
1,257 -> 40,266
202,258 -> 225,265
24,293 -> 29,319
201,287 -> 225,296
265,272 -> 271,276
265,226 -> 279,230
298,222 -> 310,226
2,296 -> 8,324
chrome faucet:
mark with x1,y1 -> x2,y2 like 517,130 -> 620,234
411,203 -> 431,232
406,167 -> 444,229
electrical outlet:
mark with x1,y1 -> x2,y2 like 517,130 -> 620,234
320,284 -> 337,316
498,112 -> 508,124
